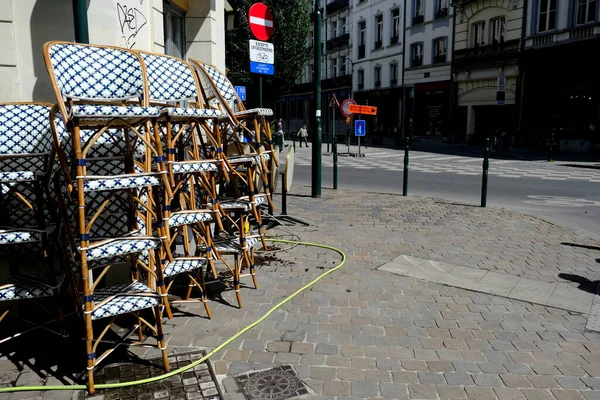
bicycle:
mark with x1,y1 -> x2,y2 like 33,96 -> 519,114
490,131 -> 512,153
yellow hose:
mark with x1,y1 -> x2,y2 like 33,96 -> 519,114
0,238 -> 346,393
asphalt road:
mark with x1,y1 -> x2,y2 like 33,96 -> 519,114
288,150 -> 600,238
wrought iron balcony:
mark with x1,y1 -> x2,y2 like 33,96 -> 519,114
435,7 -> 449,18
391,78 -> 398,86
326,0 -> 350,15
412,15 -> 424,25
374,40 -> 383,49
411,57 -> 423,67
358,44 -> 366,59
375,80 -> 381,88
453,39 -> 520,68
358,83 -> 364,90
390,36 -> 400,45
326,33 -> 350,51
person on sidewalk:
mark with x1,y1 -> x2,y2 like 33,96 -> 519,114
297,124 -> 309,148
274,118 -> 287,149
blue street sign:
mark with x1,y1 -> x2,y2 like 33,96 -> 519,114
235,86 -> 247,101
250,61 -> 275,75
355,120 -> 366,137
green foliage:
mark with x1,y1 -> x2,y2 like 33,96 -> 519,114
226,0 -> 312,110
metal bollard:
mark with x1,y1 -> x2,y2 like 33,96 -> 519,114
548,131 -> 554,162
280,171 -> 287,215
403,137 -> 409,196
333,135 -> 338,190
481,137 -> 489,207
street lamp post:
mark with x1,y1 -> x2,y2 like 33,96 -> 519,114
345,57 -> 355,151
312,0 -> 322,198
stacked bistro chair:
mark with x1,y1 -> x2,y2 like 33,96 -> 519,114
0,102 -> 66,343
43,41 -> 170,393
136,50 -> 265,311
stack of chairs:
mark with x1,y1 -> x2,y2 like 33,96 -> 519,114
0,102 -> 66,343
28,41 -> 278,393
43,42 -> 170,393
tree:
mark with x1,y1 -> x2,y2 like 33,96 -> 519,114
226,0 -> 312,112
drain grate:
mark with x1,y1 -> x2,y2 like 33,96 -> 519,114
235,365 -> 308,400
83,350 -> 222,400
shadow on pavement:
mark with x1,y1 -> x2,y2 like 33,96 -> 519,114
561,242 -> 600,251
558,273 -> 599,295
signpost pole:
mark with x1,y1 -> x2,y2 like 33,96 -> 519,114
259,76 -> 263,108
329,107 -> 335,153
311,0 -> 322,197
358,111 -> 362,157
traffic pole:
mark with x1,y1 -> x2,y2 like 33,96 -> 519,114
311,0 -> 322,197
548,131 -> 554,162
403,137 -> 409,196
333,135 -> 338,190
481,137 -> 489,207
259,76 -> 263,108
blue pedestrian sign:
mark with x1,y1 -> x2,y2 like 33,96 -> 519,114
250,61 -> 275,75
235,86 -> 246,101
355,120 -> 366,137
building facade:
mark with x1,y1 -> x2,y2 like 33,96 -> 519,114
520,0 -> 599,151
0,0 -> 229,102
352,0 -> 405,145
451,0 -> 525,143
404,0 -> 454,139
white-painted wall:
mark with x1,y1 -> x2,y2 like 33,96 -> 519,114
0,0 -> 226,102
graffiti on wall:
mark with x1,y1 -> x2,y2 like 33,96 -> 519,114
117,3 -> 147,48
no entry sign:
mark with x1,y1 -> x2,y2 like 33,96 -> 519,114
248,3 -> 274,41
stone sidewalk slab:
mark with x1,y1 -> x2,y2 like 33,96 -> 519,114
379,254 -> 596,315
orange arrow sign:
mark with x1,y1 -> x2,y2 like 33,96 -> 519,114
348,104 -> 378,115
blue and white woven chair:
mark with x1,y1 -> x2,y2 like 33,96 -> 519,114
189,59 -> 276,211
0,102 -> 66,343
43,41 -> 171,393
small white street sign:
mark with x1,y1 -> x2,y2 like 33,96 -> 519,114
497,76 -> 506,92
249,40 -> 274,64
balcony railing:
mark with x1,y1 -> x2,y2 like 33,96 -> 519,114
453,39 -> 520,68
358,44 -> 366,59
374,40 -> 383,49
390,35 -> 400,45
570,26 -> 594,39
411,58 -> 423,67
435,7 -> 449,18
434,54 -> 447,64
326,33 -> 350,51
326,0 -> 349,15
412,15 -> 424,25
375,80 -> 381,88
391,78 -> 398,86
358,83 -> 364,90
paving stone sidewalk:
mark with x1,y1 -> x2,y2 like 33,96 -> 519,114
2,186 -> 600,400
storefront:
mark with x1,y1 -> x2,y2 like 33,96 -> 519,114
353,87 -> 403,145
413,81 -> 451,139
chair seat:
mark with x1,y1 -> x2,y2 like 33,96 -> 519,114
82,173 -> 162,192
0,229 -> 43,245
163,107 -> 222,119
235,108 -> 273,117
82,236 -> 162,261
168,210 -> 214,227
171,160 -> 220,174
220,195 -> 267,212
164,257 -> 208,278
0,273 -> 65,301
227,153 -> 271,165
72,105 -> 161,119
0,171 -> 35,182
205,235 -> 261,254
88,281 -> 160,320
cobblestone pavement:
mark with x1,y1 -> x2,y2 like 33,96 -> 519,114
2,186 -> 600,399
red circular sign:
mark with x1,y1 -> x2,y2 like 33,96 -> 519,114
248,3 -> 274,41
340,98 -> 357,117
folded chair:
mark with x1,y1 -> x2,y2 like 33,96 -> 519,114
44,42 -> 170,393
0,102 -> 66,343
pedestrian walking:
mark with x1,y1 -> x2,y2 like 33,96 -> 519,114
275,118 -> 287,149
297,124 -> 309,148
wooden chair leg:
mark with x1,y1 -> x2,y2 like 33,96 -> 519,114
84,312 -> 96,394
154,305 -> 170,371
234,254 -> 242,309
198,267 -> 212,319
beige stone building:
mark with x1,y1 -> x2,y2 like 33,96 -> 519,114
0,0 -> 230,102
452,0 -> 524,142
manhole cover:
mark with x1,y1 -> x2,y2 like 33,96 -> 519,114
235,365 -> 308,400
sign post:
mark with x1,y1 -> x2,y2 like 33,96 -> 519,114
355,119 -> 366,157
328,94 -> 340,153
496,76 -> 506,106
312,0 -> 322,197
248,4 -> 275,108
